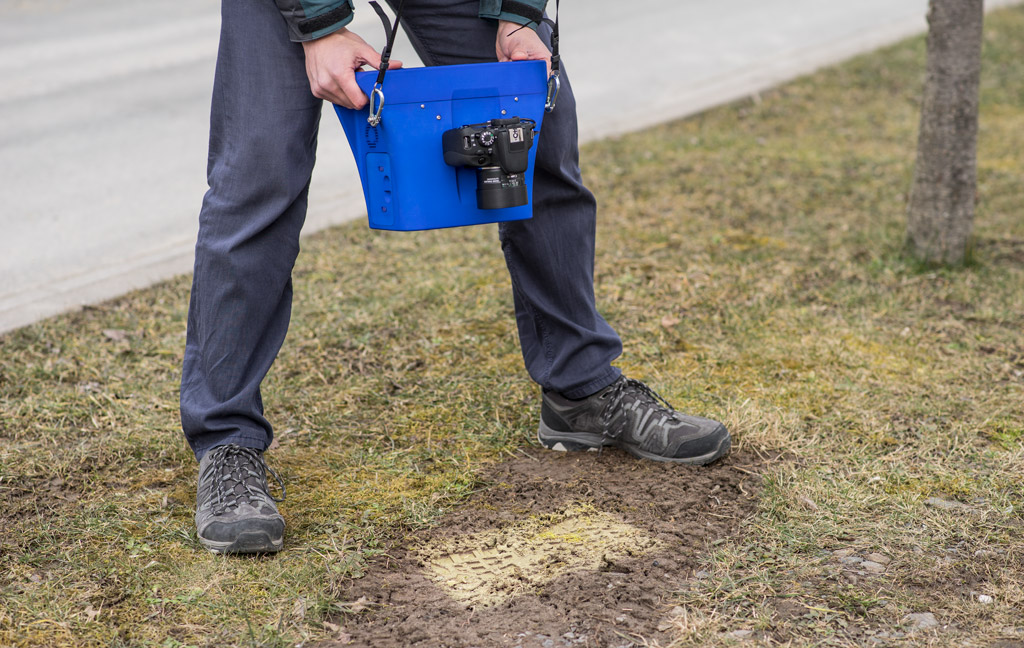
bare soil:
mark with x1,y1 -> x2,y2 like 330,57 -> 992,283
318,448 -> 761,647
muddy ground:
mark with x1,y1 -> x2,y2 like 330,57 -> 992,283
317,448 -> 761,648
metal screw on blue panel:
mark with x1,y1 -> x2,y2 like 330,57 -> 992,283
436,115 -> 441,120
420,104 -> 425,109
514,97 -> 519,102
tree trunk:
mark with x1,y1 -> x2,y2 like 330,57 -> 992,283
906,0 -> 984,266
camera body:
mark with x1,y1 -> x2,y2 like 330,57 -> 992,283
442,117 -> 537,210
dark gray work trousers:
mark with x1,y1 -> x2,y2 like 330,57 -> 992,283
181,0 -> 623,459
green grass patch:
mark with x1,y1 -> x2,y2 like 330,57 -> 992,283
3,6 -> 1024,646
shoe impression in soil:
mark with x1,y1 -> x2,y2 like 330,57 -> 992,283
195,444 -> 285,554
538,376 -> 731,465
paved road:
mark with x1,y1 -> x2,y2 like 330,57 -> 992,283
0,0 -> 1018,333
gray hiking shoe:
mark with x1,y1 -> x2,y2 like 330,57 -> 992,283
195,444 -> 285,554
537,376 -> 731,465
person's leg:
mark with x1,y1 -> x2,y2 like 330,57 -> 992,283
497,63 -> 623,399
391,0 -> 623,399
394,3 -> 730,465
184,0 -> 321,553
181,0 -> 322,461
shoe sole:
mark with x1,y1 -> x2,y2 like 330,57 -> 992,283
199,530 -> 284,555
538,421 -> 731,466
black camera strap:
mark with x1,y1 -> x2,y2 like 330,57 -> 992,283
367,0 -> 404,126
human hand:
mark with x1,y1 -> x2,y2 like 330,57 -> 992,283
496,20 -> 551,77
301,28 -> 403,109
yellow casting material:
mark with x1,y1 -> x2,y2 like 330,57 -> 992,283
421,511 -> 661,608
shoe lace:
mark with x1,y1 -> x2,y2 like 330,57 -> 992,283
203,445 -> 285,516
599,377 -> 678,438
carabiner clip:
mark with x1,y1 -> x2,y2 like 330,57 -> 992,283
368,85 -> 385,127
544,72 -> 560,113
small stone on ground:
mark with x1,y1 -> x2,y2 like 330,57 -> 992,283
903,612 -> 939,630
924,497 -> 973,512
861,560 -> 886,573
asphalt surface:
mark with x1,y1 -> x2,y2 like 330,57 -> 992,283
0,0 -> 1018,333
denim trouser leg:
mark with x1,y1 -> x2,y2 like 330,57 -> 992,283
497,69 -> 623,399
182,0 -> 623,459
181,0 -> 320,458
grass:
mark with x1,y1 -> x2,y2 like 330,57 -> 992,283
2,6 -> 1024,646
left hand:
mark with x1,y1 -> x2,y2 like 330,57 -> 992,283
496,20 -> 551,77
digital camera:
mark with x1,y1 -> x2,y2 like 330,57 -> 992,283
441,117 -> 537,210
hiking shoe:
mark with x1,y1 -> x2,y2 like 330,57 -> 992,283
537,376 -> 731,465
195,444 -> 285,554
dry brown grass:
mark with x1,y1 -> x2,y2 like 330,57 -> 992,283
2,6 -> 1024,646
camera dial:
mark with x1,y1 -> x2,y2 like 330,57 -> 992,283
479,131 -> 496,147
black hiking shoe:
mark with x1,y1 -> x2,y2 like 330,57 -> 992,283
195,444 -> 285,554
537,376 -> 731,465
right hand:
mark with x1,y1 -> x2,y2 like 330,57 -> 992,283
301,28 -> 403,109
496,20 -> 551,77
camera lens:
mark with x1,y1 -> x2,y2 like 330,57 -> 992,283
476,166 -> 528,210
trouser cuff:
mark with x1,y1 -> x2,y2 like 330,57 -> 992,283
557,367 -> 622,400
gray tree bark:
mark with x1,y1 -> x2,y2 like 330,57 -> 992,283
906,0 -> 984,266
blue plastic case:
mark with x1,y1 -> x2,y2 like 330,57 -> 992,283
333,60 -> 548,231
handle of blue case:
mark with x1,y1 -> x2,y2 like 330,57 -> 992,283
367,0 -> 558,119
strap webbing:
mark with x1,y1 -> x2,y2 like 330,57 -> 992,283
544,0 -> 560,78
368,0 -> 404,86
